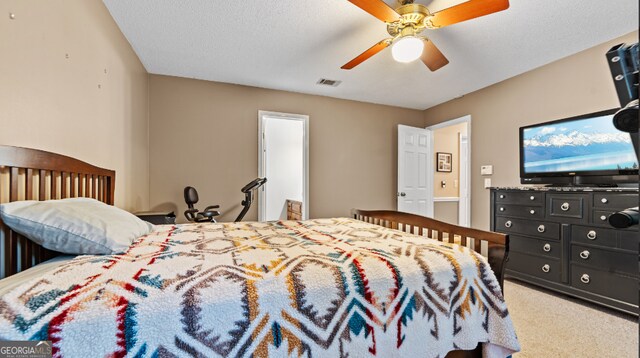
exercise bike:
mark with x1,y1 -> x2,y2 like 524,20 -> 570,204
183,177 -> 267,223
234,177 -> 267,222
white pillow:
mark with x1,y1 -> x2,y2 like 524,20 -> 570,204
0,198 -> 153,255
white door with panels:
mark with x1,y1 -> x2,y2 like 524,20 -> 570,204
397,125 -> 433,217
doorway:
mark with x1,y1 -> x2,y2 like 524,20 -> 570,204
397,116 -> 470,226
258,111 -> 309,221
426,115 -> 471,227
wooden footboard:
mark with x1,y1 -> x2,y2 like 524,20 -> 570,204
352,209 -> 509,290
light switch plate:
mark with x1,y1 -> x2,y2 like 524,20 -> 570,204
481,165 -> 493,176
484,178 -> 492,188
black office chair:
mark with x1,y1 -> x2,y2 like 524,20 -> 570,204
183,186 -> 221,223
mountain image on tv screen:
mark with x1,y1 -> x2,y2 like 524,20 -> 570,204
523,115 -> 638,174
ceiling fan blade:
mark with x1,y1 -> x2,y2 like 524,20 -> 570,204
348,0 -> 401,23
421,39 -> 449,71
427,0 -> 509,28
341,40 -> 390,70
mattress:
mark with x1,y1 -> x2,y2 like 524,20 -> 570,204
0,218 -> 520,357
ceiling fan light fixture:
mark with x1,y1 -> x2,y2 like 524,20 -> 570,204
391,36 -> 424,63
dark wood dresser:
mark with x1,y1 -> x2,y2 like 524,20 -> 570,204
490,187 -> 639,315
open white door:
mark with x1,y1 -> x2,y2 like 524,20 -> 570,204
398,125 -> 433,217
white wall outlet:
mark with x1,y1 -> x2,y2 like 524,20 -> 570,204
484,178 -> 492,189
481,165 -> 493,176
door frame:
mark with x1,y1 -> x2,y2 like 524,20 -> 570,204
425,115 -> 471,227
258,110 -> 309,221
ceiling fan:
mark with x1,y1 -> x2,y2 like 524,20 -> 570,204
342,0 -> 510,71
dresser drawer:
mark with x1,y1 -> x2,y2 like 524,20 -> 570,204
572,225 -> 638,251
508,251 -> 561,283
593,193 -> 638,209
548,195 -> 586,219
619,230 -> 639,251
571,226 -> 617,248
571,265 -> 639,304
510,235 -> 561,258
496,217 -> 560,240
495,191 -> 544,205
571,245 -> 638,276
591,210 -> 614,226
495,204 -> 544,219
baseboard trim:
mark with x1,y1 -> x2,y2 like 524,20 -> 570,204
434,197 -> 460,202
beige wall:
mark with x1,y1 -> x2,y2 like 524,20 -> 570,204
149,75 -> 424,222
3,1 -> 632,226
424,31 -> 638,230
433,122 -> 467,198
0,0 -> 149,211
433,123 -> 467,224
432,122 -> 467,225
434,201 -> 458,225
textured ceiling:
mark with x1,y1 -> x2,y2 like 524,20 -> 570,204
103,0 -> 638,110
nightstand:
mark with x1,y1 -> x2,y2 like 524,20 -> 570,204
135,211 -> 176,225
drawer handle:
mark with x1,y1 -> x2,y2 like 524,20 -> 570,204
543,243 -> 551,252
600,215 -> 607,221
560,202 -> 570,211
537,225 -> 545,233
541,264 -> 550,273
579,250 -> 590,259
530,209 -> 536,215
580,274 -> 590,284
499,194 -> 505,199
586,230 -> 597,240
530,195 -> 535,201
499,207 -> 505,212
601,198 -> 608,204
504,220 -> 512,228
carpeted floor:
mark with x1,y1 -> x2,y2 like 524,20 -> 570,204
503,279 -> 638,357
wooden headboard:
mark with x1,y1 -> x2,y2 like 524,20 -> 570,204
0,145 -> 115,279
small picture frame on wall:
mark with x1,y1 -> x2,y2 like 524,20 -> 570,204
436,152 -> 452,172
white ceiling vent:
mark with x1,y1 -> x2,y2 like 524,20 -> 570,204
316,78 -> 342,87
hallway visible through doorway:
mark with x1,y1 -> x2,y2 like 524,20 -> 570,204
428,116 -> 470,227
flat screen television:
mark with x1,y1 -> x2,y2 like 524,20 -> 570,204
520,108 -> 639,186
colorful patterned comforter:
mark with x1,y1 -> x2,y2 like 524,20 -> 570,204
0,218 -> 519,357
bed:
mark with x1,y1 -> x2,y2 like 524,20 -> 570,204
0,145 -> 519,357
